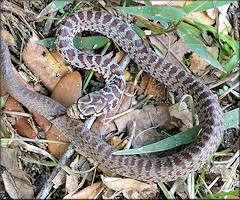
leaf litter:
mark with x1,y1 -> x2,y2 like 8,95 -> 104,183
0,0 -> 239,199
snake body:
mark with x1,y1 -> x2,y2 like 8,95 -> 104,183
1,10 -> 223,182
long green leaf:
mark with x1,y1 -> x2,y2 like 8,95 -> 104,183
37,0 -> 69,17
38,36 -> 109,50
114,108 -> 239,156
113,126 -> 201,155
118,6 -> 185,28
223,108 -> 240,130
73,36 -> 109,50
183,0 -> 234,14
178,22 -> 225,72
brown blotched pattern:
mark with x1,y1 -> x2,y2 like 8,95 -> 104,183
0,10 -> 223,182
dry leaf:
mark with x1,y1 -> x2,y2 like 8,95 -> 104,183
51,71 -> 82,107
140,75 -> 166,99
102,176 -> 158,199
1,148 -> 34,199
3,95 -> 36,138
0,29 -> 16,46
45,125 -> 69,160
189,46 -> 219,76
114,104 -> 171,133
22,34 -> 69,91
169,102 -> 193,128
64,181 -> 103,199
218,3 -> 232,33
185,12 -> 215,26
133,128 -> 166,148
0,0 -> 26,18
149,33 -> 190,67
52,169 -> 66,189
65,155 -> 94,193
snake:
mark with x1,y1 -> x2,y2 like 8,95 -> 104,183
0,10 -> 223,182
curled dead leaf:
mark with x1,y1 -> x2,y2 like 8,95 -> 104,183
1,148 -> 34,199
169,102 -> 193,128
64,181 -> 103,199
189,46 -> 219,76
102,176 -> 158,199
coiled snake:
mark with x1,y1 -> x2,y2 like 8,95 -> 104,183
0,10 -> 223,182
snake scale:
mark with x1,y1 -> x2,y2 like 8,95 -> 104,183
0,10 -> 223,182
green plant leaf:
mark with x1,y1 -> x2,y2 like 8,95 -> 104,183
19,156 -> 57,167
132,24 -> 146,39
178,22 -> 225,72
220,33 -> 240,56
118,6 -> 186,27
37,37 -> 56,48
37,0 -> 69,17
38,36 -> 109,50
207,190 -> 240,199
113,107 -> 239,156
0,94 -> 8,108
113,126 -> 201,155
73,36 -> 110,50
223,108 -> 240,130
193,20 -> 217,35
223,54 -> 239,74
0,119 -> 10,142
183,0 -> 234,14
178,22 -> 202,38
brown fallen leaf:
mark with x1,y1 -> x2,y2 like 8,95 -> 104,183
64,181 -> 103,199
101,176 -> 158,199
0,1 -> 27,18
185,12 -> 215,26
114,104 -> 171,133
169,101 -> 193,129
189,46 -> 219,76
0,29 -> 16,46
22,34 -> 69,92
149,33 -> 190,68
52,169 -> 66,189
51,71 -> 82,107
45,125 -> 70,160
140,74 -> 166,100
1,148 -> 35,199
108,136 -> 128,150
46,71 -> 82,159
3,95 -> 36,138
65,155 -> 94,193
